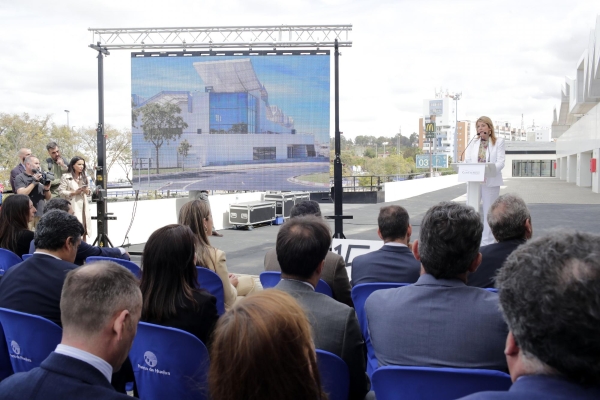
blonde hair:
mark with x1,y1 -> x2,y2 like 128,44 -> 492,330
209,290 -> 326,400
178,200 -> 212,268
476,116 -> 497,145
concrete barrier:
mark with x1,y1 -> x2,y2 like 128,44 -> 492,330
383,174 -> 462,202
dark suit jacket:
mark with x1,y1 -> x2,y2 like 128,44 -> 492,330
0,253 -> 78,326
468,239 -> 526,288
9,164 -> 25,193
274,279 -> 370,400
28,240 -> 130,266
351,244 -> 421,286
265,248 -> 353,307
0,352 -> 130,399
365,274 -> 508,371
459,375 -> 600,399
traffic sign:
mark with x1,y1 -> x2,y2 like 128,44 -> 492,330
416,154 -> 448,169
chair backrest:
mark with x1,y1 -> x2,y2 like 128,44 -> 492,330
485,288 -> 498,293
86,256 -> 141,278
130,322 -> 210,400
0,249 -> 23,276
316,349 -> 350,400
0,322 -> 13,381
260,271 -> 333,297
196,267 -> 225,315
0,308 -> 62,373
372,366 -> 512,400
21,254 -> 32,261
351,282 -> 409,377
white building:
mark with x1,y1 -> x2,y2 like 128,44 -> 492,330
422,95 -> 458,160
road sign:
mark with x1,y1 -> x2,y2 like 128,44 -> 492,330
416,154 -> 448,169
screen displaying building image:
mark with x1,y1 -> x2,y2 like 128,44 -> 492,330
131,52 -> 330,191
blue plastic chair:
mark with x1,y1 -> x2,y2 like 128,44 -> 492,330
86,256 -> 141,278
351,283 -> 409,377
21,254 -> 32,261
0,249 -> 22,276
129,322 -> 210,400
196,267 -> 225,315
0,322 -> 13,381
0,308 -> 62,373
372,366 -> 512,400
485,288 -> 498,293
316,349 -> 349,400
259,271 -> 333,297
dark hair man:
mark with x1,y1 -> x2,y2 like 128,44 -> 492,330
0,210 -> 83,325
468,193 -> 532,288
274,216 -> 370,400
9,148 -> 31,193
14,156 -> 51,226
26,198 -> 131,266
365,202 -> 508,371
460,232 -> 600,399
0,262 -> 141,399
351,205 -> 420,286
46,141 -> 68,197
265,200 -> 353,307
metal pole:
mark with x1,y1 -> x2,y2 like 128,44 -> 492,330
333,39 -> 344,238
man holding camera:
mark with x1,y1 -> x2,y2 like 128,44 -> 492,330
15,156 -> 52,228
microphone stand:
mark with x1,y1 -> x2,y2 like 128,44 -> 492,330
460,133 -> 480,162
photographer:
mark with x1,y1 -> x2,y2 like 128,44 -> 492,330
46,142 -> 69,197
15,156 -> 52,229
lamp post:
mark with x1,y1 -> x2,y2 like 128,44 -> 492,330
451,93 -> 461,162
64,110 -> 70,130
382,142 -> 388,157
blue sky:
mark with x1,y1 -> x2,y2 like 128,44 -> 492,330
131,54 -> 330,142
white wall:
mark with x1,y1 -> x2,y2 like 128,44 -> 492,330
557,102 -> 600,156
383,174 -> 462,202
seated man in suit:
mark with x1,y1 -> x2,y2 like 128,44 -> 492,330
265,200 -> 353,307
366,202 -> 508,371
28,198 -> 131,266
351,205 -> 420,286
0,210 -> 82,326
274,216 -> 371,400
468,193 -> 532,288
0,261 -> 141,399
461,232 -> 600,399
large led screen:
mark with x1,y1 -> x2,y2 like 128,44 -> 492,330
131,52 -> 330,191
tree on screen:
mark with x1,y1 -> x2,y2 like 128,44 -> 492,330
177,139 -> 192,171
139,102 -> 188,173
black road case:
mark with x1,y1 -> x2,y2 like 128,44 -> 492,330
229,201 -> 276,226
264,192 -> 296,218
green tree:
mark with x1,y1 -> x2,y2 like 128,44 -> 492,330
139,102 -> 188,173
363,147 -> 376,158
178,139 -> 192,171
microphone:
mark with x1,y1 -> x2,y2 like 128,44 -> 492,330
460,133 -> 480,162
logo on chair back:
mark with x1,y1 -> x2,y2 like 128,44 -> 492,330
10,341 -> 20,355
144,351 -> 158,367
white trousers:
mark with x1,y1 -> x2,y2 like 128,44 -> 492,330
480,186 -> 500,246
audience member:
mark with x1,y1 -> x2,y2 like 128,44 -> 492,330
140,224 -> 219,345
14,156 -> 51,227
0,261 -> 141,399
58,156 -> 92,241
365,202 -> 508,371
27,198 -> 130,265
461,232 -> 600,399
209,290 -> 326,400
351,205 -> 420,286
179,200 -> 261,310
468,193 -> 532,288
46,141 -> 69,197
9,147 -> 31,193
0,194 -> 36,257
196,190 -> 223,237
274,216 -> 371,400
264,200 -> 353,306
0,210 -> 82,325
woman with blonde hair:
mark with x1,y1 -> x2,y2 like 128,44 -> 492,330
178,200 -> 261,310
464,116 -> 505,245
209,290 -> 327,400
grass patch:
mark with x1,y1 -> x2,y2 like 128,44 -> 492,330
295,172 -> 330,183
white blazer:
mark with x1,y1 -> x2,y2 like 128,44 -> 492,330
464,137 -> 505,187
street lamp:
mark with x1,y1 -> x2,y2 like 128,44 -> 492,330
382,142 -> 389,157
450,93 -> 461,162
64,110 -> 70,130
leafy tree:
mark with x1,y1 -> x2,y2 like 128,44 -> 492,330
363,148 -> 376,158
409,132 -> 418,145
178,139 -> 192,171
229,123 -> 248,134
139,102 -> 188,173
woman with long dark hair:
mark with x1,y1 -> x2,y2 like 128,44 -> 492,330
209,290 -> 327,400
0,194 -> 36,257
58,156 -> 92,241
140,224 -> 219,345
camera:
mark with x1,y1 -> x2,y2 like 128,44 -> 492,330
32,169 -> 55,186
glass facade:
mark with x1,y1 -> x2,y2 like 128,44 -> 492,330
253,147 -> 276,160
512,160 -> 555,177
209,92 -> 257,134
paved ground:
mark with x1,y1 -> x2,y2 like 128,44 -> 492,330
129,177 -> 600,275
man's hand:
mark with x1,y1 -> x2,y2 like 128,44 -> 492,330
56,158 -> 65,167
33,172 -> 43,182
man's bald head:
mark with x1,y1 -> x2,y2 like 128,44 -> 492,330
18,148 -> 31,162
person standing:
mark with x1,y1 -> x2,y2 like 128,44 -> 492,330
14,156 -> 51,228
9,148 -> 31,193
58,157 -> 92,242
46,141 -> 69,197
465,116 -> 505,246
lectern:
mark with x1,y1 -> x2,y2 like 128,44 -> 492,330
451,163 -> 497,210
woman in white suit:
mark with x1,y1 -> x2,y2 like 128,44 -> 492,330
58,156 -> 92,242
465,116 -> 505,246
